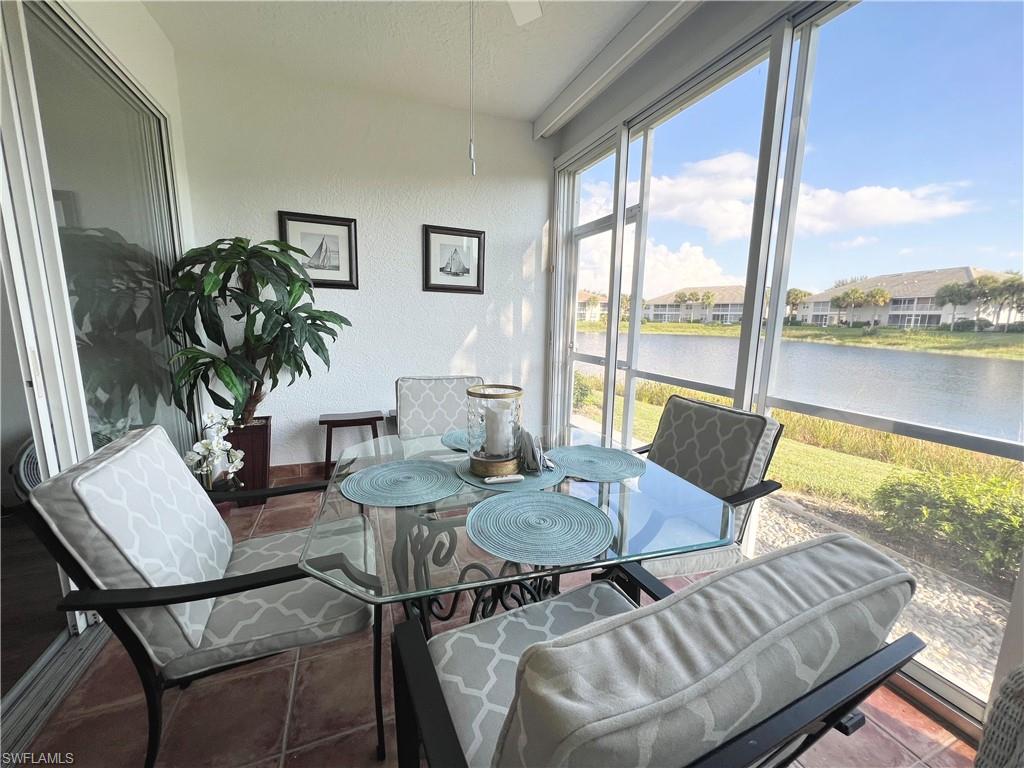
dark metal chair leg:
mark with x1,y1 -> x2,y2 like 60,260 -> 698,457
373,604 -> 386,761
392,631 -> 420,768
143,676 -> 163,768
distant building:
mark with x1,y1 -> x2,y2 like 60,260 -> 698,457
796,266 -> 1003,328
641,285 -> 747,324
576,290 -> 608,322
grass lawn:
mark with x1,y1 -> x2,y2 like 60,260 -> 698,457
575,320 -> 1024,360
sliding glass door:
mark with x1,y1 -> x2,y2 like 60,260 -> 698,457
21,4 -> 191,452
553,2 -> 1023,722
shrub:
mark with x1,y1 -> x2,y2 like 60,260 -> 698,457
995,321 -> 1024,333
951,318 -> 992,331
572,374 -> 595,409
874,470 -> 1024,585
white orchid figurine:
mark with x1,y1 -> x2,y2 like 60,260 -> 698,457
184,414 -> 245,482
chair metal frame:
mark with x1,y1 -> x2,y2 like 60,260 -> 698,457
391,560 -> 925,768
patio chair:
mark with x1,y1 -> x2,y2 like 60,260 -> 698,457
976,663 -> 1024,768
392,533 -> 924,768
395,375 -> 483,439
635,394 -> 784,577
23,426 -> 374,768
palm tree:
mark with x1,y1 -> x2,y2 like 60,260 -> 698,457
619,294 -> 631,322
672,290 -> 689,322
968,274 -> 1001,331
935,282 -> 973,332
831,288 -> 864,325
862,288 -> 891,326
700,291 -> 715,323
992,273 -> 1023,330
785,288 -> 811,323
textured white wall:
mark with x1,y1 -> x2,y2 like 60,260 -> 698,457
176,59 -> 554,464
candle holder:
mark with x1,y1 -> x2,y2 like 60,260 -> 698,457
467,384 -> 523,477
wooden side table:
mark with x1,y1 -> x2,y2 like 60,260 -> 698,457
319,411 -> 386,479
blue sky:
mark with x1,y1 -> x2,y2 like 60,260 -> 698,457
577,1 -> 1024,298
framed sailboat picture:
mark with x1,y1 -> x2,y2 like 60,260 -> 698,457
422,225 -> 485,294
278,211 -> 358,289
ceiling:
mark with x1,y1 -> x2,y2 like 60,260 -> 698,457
145,1 -> 652,122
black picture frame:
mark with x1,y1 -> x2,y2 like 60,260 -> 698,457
278,210 -> 358,289
422,225 -> 485,294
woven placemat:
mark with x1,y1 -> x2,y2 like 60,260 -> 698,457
466,491 -> 614,566
545,445 -> 647,482
340,459 -> 464,507
441,428 -> 471,452
455,458 -> 566,493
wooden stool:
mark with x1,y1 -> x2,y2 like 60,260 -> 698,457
319,410 -> 386,479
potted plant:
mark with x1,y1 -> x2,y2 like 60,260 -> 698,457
164,238 -> 349,496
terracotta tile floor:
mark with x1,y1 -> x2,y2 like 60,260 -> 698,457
29,489 -> 979,768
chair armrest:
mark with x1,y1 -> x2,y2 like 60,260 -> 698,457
207,479 -> 327,504
634,443 -> 652,454
614,561 -> 673,601
685,633 -> 925,768
392,620 -> 467,768
722,479 -> 782,507
56,552 -> 377,611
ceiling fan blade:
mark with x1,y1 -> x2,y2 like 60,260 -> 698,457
508,0 -> 542,27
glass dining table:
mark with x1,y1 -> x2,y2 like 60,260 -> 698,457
297,427 -> 735,760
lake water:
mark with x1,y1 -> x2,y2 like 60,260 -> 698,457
576,332 -> 1024,443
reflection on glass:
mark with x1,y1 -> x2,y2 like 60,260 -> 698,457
26,9 -> 190,450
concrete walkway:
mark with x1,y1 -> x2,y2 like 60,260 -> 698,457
758,494 -> 1009,703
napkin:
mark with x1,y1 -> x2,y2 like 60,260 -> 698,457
518,430 -> 547,475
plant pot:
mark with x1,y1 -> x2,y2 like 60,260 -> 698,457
227,416 -> 271,505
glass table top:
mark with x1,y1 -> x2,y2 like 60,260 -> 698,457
298,430 -> 733,604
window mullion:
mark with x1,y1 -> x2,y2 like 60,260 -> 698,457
733,18 -> 794,411
755,22 -> 820,415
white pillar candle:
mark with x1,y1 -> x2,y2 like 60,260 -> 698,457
485,400 -> 513,456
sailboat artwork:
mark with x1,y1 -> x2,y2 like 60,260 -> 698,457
439,246 -> 471,276
279,212 -> 357,288
307,235 -> 341,270
423,225 -> 484,294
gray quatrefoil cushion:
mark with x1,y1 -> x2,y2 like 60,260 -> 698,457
427,581 -> 637,767
396,375 -> 483,439
163,520 -> 373,679
492,534 -> 915,768
30,426 -> 233,664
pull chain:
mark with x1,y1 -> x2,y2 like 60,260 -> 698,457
469,0 -> 476,176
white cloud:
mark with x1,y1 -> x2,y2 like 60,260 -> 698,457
832,235 -> 879,250
897,247 -> 914,256
641,240 -> 743,297
647,152 -> 758,243
578,181 -> 613,226
591,151 -> 976,243
574,234 -> 742,299
795,182 -> 973,235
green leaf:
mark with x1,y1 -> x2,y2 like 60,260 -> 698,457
226,353 -> 262,382
202,272 -> 222,295
306,332 -> 331,368
198,297 -> 225,345
212,360 -> 247,408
